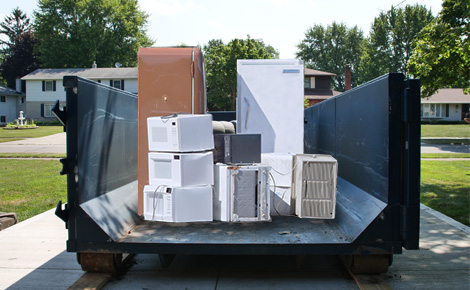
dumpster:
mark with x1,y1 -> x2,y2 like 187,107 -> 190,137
54,72 -> 420,274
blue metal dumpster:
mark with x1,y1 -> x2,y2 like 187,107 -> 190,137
54,73 -> 420,273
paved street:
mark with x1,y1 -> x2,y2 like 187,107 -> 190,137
0,132 -> 66,154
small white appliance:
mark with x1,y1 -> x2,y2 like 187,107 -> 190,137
292,154 -> 337,219
143,185 -> 213,222
147,114 -> 214,152
214,164 -> 271,222
261,153 -> 295,216
148,151 -> 214,187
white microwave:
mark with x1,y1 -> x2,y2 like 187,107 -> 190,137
143,185 -> 213,222
147,114 -> 214,152
148,151 -> 214,187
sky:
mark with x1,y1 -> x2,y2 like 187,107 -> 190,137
1,0 -> 444,59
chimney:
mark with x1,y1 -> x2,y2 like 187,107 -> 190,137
345,65 -> 351,91
15,78 -> 22,93
92,61 -> 97,68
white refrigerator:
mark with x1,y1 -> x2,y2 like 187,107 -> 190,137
237,59 -> 304,154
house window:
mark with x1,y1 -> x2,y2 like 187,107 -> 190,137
42,80 -> 56,92
421,104 -> 445,118
1,116 -> 5,123
41,104 -> 56,118
0,96 -> 5,102
421,104 -> 430,117
110,79 -> 125,90
304,77 -> 315,89
304,78 -> 310,88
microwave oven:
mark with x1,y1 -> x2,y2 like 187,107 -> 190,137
213,164 -> 271,222
147,114 -> 214,152
213,134 -> 261,164
148,151 -> 214,187
292,154 -> 337,219
143,185 -> 213,222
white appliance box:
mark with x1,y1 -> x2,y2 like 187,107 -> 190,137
143,185 -> 213,222
147,114 -> 214,152
148,151 -> 214,187
261,153 -> 295,216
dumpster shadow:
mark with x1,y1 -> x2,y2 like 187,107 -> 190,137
5,250 -> 83,290
104,254 -> 356,290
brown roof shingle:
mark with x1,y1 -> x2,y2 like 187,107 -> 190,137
421,88 -> 470,103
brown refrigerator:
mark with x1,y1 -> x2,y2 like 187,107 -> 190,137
138,47 -> 206,214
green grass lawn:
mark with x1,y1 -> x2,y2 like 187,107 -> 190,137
421,160 -> 470,226
0,159 -> 66,222
421,124 -> 470,138
0,126 -> 63,143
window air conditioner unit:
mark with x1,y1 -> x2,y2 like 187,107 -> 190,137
292,154 -> 337,219
214,164 -> 271,222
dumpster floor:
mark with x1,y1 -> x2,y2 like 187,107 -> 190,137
121,216 -> 349,245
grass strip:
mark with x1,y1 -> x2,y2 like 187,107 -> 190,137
421,160 -> 469,226
0,126 -> 63,143
421,153 -> 470,159
421,124 -> 470,138
0,159 -> 66,222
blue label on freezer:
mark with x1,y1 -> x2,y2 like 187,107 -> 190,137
282,69 -> 300,73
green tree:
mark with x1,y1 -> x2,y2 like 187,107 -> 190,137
296,22 -> 363,91
203,37 -> 279,111
358,4 -> 434,84
0,31 -> 40,88
0,8 -> 38,89
0,7 -> 32,49
34,0 -> 153,68
409,0 -> 470,97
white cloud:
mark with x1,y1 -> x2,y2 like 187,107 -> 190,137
258,0 -> 292,8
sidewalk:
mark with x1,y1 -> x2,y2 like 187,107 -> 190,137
421,143 -> 470,154
0,133 -> 66,154
1,206 -> 468,289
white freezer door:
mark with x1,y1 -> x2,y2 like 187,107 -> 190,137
237,59 -> 304,154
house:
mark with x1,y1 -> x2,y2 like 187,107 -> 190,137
21,67 -> 138,121
0,84 -> 25,125
421,88 -> 470,122
304,68 -> 341,107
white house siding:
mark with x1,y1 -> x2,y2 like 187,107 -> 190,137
121,79 -> 138,94
24,79 -> 65,121
0,95 -> 21,124
24,78 -> 137,121
421,103 -> 465,122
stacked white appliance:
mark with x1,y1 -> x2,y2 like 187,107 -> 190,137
143,114 -> 214,222
236,60 -> 337,219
